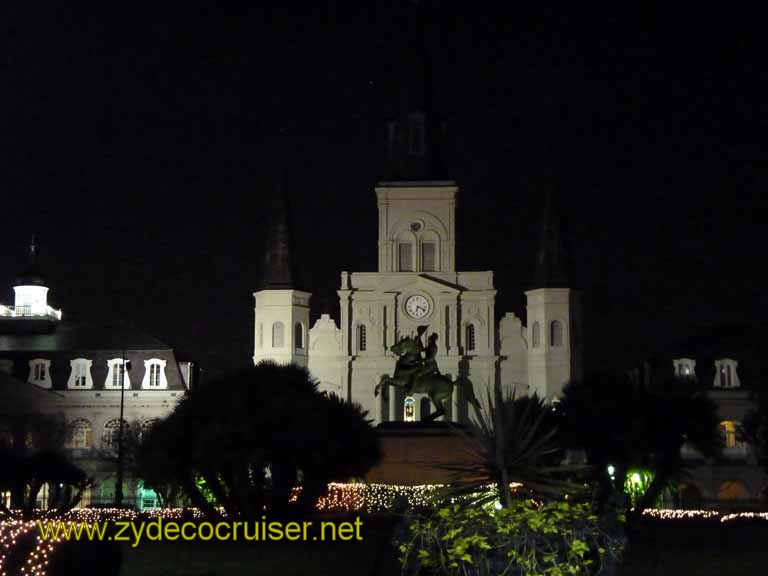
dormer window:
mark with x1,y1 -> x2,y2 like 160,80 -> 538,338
714,359 -> 740,389
28,359 -> 52,388
673,358 -> 696,379
68,359 -> 93,389
105,359 -> 130,389
0,360 -> 13,375
142,359 -> 168,389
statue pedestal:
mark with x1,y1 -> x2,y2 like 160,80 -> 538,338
366,422 -> 484,485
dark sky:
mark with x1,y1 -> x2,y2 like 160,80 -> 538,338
2,3 -> 765,380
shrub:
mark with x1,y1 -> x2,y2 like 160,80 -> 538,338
396,500 -> 624,576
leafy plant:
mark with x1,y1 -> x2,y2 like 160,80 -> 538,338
396,501 -> 624,576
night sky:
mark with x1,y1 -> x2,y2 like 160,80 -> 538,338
2,3 -> 765,380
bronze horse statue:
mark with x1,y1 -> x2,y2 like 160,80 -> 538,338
374,335 -> 456,422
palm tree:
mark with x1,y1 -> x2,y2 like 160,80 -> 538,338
445,387 -> 589,508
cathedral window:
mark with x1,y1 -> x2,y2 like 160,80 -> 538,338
295,323 -> 304,350
102,418 -> 128,450
404,396 -> 415,422
550,320 -> 564,347
28,359 -> 52,388
68,359 -> 93,389
105,359 -> 130,389
422,242 -> 437,272
532,322 -> 540,348
66,419 -> 93,449
399,242 -> 413,271
142,359 -> 167,389
272,322 -> 285,348
420,397 -> 431,421
465,324 -> 476,353
357,324 -> 367,352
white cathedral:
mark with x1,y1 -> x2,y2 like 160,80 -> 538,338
252,179 -> 583,425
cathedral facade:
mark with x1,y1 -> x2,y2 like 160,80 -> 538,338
253,180 -> 583,425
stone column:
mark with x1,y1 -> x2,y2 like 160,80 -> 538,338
389,386 -> 400,422
451,383 -> 461,424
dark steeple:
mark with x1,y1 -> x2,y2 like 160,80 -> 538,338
384,0 -> 448,181
16,235 -> 46,287
260,169 -> 301,290
532,190 -> 570,289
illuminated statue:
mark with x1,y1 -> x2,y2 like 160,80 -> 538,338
375,327 -> 454,422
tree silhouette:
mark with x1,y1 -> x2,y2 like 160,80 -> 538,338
0,413 -> 90,518
138,361 -> 380,518
557,372 -> 722,524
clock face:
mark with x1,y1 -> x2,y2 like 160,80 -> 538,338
405,294 -> 430,319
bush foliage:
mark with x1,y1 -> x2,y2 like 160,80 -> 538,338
396,501 -> 624,576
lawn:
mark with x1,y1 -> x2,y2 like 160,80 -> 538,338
38,514 -> 768,575
623,519 -> 768,576
116,515 -> 402,576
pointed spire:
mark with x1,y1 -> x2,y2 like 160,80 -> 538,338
383,0 -> 447,181
532,189 -> 570,289
16,234 -> 46,287
260,166 -> 301,290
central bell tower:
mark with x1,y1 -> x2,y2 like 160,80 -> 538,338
375,182 -> 457,274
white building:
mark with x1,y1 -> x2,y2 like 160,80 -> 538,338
0,242 -> 194,510
253,180 -> 583,425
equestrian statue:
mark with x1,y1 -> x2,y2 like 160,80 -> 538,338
375,326 -> 477,422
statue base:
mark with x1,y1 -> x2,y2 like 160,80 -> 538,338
366,422 -> 484,485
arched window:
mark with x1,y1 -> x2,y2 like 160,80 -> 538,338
404,397 -> 415,422
357,324 -> 367,352
140,418 -> 159,442
102,418 -> 128,450
719,421 -> 743,449
66,419 -> 93,449
420,397 -> 431,421
272,322 -> 284,348
421,242 -> 437,272
399,242 -> 414,271
550,320 -> 563,347
465,324 -> 476,353
532,322 -> 540,348
295,323 -> 304,350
